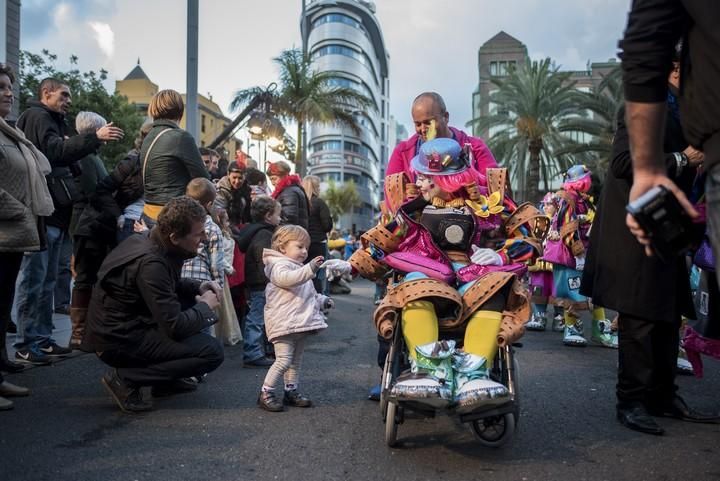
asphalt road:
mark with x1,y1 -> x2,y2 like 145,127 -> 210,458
1,279 -> 719,481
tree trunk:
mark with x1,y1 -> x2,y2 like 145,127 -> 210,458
527,138 -> 542,202
295,121 -> 305,177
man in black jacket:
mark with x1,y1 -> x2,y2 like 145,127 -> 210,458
581,58 -> 717,434
82,197 -> 224,413
620,2 -> 720,274
13,78 -> 123,365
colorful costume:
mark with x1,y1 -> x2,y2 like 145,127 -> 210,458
350,138 -> 546,412
526,192 -> 564,331
544,165 -> 616,347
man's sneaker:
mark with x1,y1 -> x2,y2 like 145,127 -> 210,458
14,347 -> 52,365
284,389 -> 312,407
101,370 -> 153,414
151,378 -> 198,398
39,342 -> 72,357
244,356 -> 274,368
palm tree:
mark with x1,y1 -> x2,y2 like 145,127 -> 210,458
556,66 -> 624,179
322,180 -> 361,228
469,58 -> 586,202
231,48 -> 373,176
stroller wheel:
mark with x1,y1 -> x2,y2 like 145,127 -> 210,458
470,413 -> 516,448
385,401 -> 400,447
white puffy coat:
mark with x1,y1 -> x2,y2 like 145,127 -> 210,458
263,249 -> 328,342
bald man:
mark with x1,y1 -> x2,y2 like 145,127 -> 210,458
386,92 -> 497,178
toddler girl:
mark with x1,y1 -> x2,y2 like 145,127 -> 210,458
258,225 -> 333,412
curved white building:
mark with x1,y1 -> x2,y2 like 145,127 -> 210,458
301,0 -> 390,232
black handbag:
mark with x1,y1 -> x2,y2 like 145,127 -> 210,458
46,167 -> 81,207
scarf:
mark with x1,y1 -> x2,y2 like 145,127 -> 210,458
271,174 -> 302,199
0,116 -> 54,216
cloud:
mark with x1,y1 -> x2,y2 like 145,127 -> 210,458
88,22 -> 115,58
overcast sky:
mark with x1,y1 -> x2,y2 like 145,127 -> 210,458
20,0 -> 632,134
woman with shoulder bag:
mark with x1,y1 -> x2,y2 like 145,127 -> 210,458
0,64 -> 54,410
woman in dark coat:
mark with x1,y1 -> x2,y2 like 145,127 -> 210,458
266,161 -> 309,229
580,62 -> 714,435
303,175 -> 333,293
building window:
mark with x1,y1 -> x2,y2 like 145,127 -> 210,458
201,114 -> 206,133
312,13 -> 368,37
311,44 -> 378,81
490,61 -> 498,76
326,76 -> 378,111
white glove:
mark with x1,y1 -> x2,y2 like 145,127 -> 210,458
321,259 -> 352,275
117,215 -> 125,229
470,245 -> 503,266
574,256 -> 585,271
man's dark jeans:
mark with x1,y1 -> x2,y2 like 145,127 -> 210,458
98,330 -> 224,386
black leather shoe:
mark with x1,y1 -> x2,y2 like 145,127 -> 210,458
0,358 -> 25,373
649,396 -> 720,424
617,405 -> 665,435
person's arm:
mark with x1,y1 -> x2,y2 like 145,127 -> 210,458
207,224 -> 225,289
620,0 -> 697,248
0,188 -> 28,220
385,142 -> 406,176
136,258 -> 215,339
269,262 -> 317,289
177,132 -> 210,180
469,136 -> 498,174
278,191 -> 300,225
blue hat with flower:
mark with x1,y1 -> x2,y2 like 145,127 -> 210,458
410,138 -> 468,176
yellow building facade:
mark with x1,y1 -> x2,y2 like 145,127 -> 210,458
115,62 -> 243,157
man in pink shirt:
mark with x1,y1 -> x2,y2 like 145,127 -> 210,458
387,92 -> 497,179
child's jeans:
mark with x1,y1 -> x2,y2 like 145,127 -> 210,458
243,289 -> 267,362
262,332 -> 308,390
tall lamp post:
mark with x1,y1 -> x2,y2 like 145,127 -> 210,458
186,0 -> 199,140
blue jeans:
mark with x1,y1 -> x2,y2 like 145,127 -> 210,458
13,225 -> 64,349
243,289 -> 267,362
54,232 -> 73,310
117,217 -> 138,245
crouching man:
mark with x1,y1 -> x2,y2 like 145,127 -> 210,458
82,196 -> 224,413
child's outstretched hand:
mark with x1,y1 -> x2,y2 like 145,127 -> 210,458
311,256 -> 324,269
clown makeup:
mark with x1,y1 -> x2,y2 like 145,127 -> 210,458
543,202 -> 557,217
416,174 -> 439,201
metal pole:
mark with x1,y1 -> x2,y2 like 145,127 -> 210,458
186,0 -> 199,141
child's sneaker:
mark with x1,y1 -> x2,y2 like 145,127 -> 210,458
257,390 -> 284,412
552,314 -> 565,332
284,389 -> 312,407
526,312 -> 547,331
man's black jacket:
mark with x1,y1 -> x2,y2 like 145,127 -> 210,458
81,229 -> 215,352
17,101 -> 102,229
620,0 -> 720,169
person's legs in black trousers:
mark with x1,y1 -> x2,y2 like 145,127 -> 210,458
0,253 -> 24,372
616,312 -> 667,434
100,331 -> 224,387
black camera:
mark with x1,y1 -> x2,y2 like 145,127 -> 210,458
626,185 -> 694,262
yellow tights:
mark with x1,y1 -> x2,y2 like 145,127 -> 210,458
401,300 -> 501,363
564,307 -> 606,327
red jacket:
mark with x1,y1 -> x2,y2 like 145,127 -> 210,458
386,127 -> 497,180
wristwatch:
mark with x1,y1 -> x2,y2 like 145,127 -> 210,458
673,152 -> 688,176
